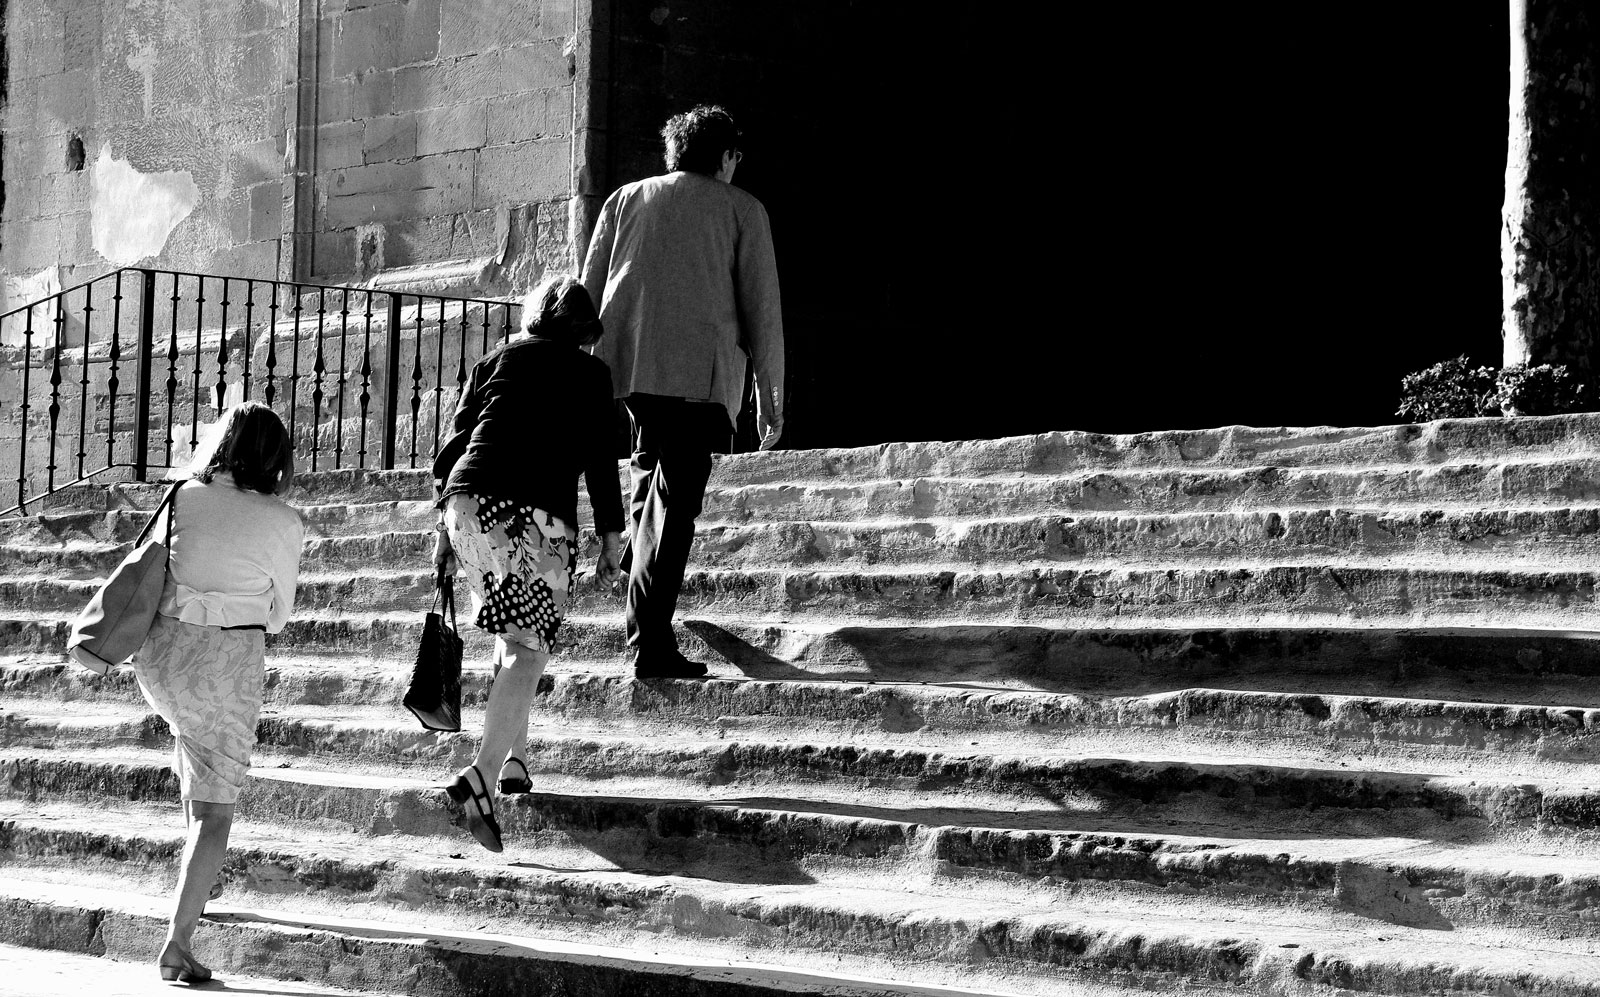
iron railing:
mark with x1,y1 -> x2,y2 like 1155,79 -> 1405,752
0,267 -> 520,515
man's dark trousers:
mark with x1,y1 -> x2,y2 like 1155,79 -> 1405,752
624,394 -> 732,658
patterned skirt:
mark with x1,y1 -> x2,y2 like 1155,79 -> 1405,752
444,493 -> 578,655
132,614 -> 266,805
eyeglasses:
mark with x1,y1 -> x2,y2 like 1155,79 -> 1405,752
732,150 -> 744,164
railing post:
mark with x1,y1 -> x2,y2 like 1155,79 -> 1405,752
381,293 -> 403,470
133,270 -> 157,482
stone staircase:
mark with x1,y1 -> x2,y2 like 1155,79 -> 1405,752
4,416 -> 1600,995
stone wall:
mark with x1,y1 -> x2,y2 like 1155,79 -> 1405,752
0,0 -> 590,308
307,0 -> 583,290
1,0 -> 294,305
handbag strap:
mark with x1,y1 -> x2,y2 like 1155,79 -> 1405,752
440,577 -> 457,630
133,480 -> 184,548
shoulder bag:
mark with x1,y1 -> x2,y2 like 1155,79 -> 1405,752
66,480 -> 183,675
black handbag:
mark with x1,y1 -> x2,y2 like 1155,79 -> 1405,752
403,578 -> 464,731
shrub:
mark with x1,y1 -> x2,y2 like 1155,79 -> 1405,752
1397,357 -> 1596,421
1395,356 -> 1498,422
1493,363 -> 1594,416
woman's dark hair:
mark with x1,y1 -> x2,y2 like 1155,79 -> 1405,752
521,274 -> 603,346
192,401 -> 294,494
662,104 -> 740,175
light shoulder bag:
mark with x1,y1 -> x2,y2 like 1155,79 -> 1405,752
66,480 -> 183,675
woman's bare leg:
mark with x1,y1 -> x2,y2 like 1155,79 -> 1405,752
160,799 -> 233,970
474,636 -> 548,776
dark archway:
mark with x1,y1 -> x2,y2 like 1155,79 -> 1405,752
603,2 -> 1508,446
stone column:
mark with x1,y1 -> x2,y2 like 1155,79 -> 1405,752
1502,0 -> 1600,373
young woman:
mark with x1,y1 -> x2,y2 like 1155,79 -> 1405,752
132,401 -> 303,983
433,274 -> 625,853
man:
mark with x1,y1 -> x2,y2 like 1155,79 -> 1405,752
581,104 -> 784,678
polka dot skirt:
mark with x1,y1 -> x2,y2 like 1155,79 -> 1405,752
443,493 -> 578,654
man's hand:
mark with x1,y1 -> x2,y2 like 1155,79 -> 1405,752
596,531 -> 624,590
757,413 -> 783,451
433,529 -> 457,585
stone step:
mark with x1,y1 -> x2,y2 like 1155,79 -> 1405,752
15,559 -> 1600,628
19,457 -> 1600,550
7,666 -> 1600,771
0,881 -> 1003,997
19,553 -> 1600,629
9,615 -> 1600,703
4,825 -> 1600,996
9,743 -> 1600,843
8,795 -> 1600,944
0,941 -> 418,997
18,505 -> 1600,578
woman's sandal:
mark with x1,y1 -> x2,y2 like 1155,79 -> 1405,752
498,756 -> 533,795
442,765 -> 503,853
157,945 -> 212,983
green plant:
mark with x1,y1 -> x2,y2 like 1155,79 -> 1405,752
1396,356 -> 1498,422
1494,363 -> 1594,416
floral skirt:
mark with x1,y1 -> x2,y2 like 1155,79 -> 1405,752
132,614 -> 266,804
444,493 -> 578,654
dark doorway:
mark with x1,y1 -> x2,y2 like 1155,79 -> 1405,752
603,2 -> 1509,446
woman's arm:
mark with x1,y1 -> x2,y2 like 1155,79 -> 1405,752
266,511 -> 305,634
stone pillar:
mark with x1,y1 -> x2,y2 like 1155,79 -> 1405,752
1502,0 -> 1600,373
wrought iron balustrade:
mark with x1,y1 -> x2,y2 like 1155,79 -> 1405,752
0,267 -> 520,515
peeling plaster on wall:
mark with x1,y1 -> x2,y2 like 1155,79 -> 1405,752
89,143 -> 200,265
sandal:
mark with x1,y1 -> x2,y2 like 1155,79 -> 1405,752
498,757 -> 533,795
157,945 -> 212,983
442,765 -> 503,853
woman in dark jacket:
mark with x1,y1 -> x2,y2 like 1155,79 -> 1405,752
432,274 -> 625,852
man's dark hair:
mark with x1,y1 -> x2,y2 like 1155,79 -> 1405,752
522,274 -> 603,347
662,105 -> 740,175
193,401 -> 293,494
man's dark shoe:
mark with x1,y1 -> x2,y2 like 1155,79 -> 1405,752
632,649 -> 710,679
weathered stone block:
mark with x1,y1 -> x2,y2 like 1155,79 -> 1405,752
451,208 -> 497,259
393,52 -> 501,114
501,40 -> 570,92
535,198 -> 572,271
249,182 -> 281,243
476,139 -> 568,207
385,215 -> 456,267
39,172 -> 89,218
363,114 -> 418,163
61,6 -> 102,72
317,120 -> 366,171
486,91 -> 565,146
227,190 -> 253,245
352,70 -> 395,118
242,3 -> 286,32
55,212 -> 95,267
415,103 -> 487,156
332,2 -> 400,78
10,12 -> 65,81
39,71 -> 92,136
316,80 -> 352,124
538,0 -> 576,40
329,150 -> 474,198
396,0 -> 443,66
3,78 -> 42,135
314,228 -> 359,276
4,179 -> 43,222
229,137 -> 282,188
439,3 -> 538,58
211,240 -> 280,280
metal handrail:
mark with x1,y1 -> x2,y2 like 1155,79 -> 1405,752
1,266 -> 520,516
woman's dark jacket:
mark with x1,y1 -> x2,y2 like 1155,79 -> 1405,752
436,336 -> 625,535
